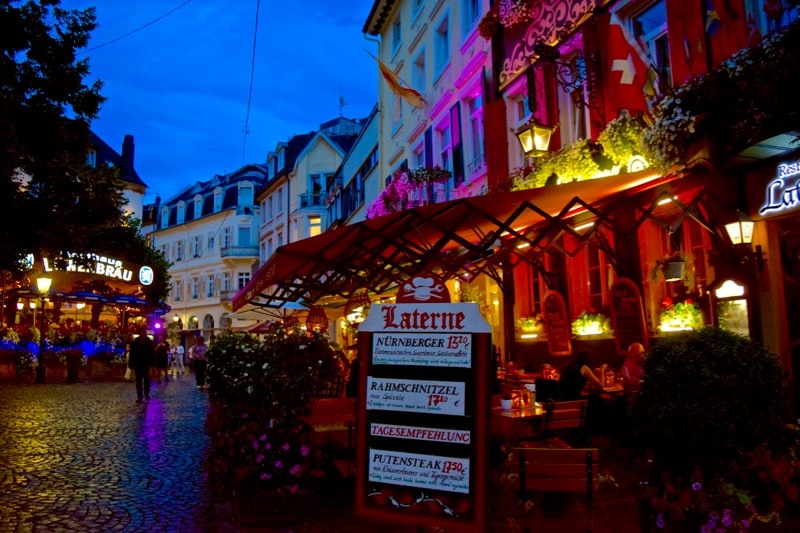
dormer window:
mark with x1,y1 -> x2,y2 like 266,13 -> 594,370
214,188 -> 222,212
194,195 -> 202,218
87,149 -> 97,168
177,201 -> 185,224
160,206 -> 169,228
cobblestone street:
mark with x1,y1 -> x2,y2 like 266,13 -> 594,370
0,375 -> 237,532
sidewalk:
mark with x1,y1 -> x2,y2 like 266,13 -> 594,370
0,375 -> 648,532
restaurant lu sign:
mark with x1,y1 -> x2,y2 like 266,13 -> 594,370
354,274 -> 491,532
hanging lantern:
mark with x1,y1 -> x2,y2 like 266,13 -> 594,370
305,306 -> 329,332
344,287 -> 371,324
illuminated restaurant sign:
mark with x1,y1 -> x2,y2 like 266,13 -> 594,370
42,253 -> 153,285
760,160 -> 800,215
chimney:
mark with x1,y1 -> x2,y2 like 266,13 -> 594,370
121,134 -> 135,177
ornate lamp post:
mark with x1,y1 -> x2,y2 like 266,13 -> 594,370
35,276 -> 52,384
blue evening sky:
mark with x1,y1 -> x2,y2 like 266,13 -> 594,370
62,1 -> 378,203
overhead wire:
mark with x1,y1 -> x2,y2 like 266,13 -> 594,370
241,0 -> 261,166
77,0 -> 195,55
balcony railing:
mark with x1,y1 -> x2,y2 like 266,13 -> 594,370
467,152 -> 486,176
220,289 -> 238,302
298,192 -> 324,208
220,245 -> 258,258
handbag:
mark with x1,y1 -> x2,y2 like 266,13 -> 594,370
124,367 -> 132,381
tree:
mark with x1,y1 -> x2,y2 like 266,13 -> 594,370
0,0 -> 126,274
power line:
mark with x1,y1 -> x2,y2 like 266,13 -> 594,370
78,0 -> 195,55
242,0 -> 261,166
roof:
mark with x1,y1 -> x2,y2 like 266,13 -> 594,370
232,168 -> 670,310
363,0 -> 398,36
89,132 -> 145,188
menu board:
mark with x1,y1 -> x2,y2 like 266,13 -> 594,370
355,274 -> 491,533
543,290 -> 572,356
609,278 -> 649,355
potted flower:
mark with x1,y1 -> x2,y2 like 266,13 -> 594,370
516,315 -> 544,336
205,326 -> 340,516
651,252 -> 687,283
571,308 -> 613,337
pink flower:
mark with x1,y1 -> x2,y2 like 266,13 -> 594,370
275,460 -> 283,469
252,441 -> 259,449
282,443 -> 291,452
300,445 -> 310,457
289,464 -> 301,476
259,434 -> 267,441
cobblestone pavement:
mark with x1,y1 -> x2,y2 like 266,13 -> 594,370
0,374 -> 237,532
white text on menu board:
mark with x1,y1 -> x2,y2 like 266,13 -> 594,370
369,448 -> 470,494
371,423 -> 471,444
372,333 -> 472,368
367,377 -> 465,415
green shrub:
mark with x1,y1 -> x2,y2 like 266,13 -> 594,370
636,328 -> 786,485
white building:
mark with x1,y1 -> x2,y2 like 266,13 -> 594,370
148,164 -> 266,338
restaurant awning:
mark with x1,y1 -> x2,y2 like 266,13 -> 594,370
232,168 -> 670,311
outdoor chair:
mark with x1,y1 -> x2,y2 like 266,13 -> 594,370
515,446 -> 599,532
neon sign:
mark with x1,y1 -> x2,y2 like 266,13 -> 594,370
42,252 -> 153,285
760,161 -> 800,215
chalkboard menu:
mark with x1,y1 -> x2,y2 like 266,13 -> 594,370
543,290 -> 572,356
609,278 -> 649,355
355,275 -> 491,533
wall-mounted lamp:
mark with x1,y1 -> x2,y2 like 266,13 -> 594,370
724,211 -> 754,245
722,211 -> 763,272
513,118 -> 556,158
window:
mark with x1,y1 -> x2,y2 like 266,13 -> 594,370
238,226 -> 251,246
238,183 -> 253,206
277,150 -> 285,170
160,207 -> 169,229
222,272 -> 231,291
434,14 -> 450,76
237,272 -> 251,290
277,233 -> 283,248
222,228 -> 232,248
586,242 -> 605,311
467,94 -> 485,174
412,141 -> 425,170
191,277 -> 200,300
206,274 -> 216,298
267,237 -> 273,257
391,16 -> 402,54
309,174 -> 324,204
309,216 -> 321,237
214,189 -> 222,212
175,240 -> 184,262
207,233 -> 215,250
438,124 -> 452,172
557,54 -> 590,145
392,93 -> 403,127
412,0 -> 424,20
177,202 -> 185,224
462,0 -> 480,35
630,0 -> 671,90
87,149 -> 96,167
267,196 -> 273,219
276,187 -> 283,213
191,235 -> 201,257
173,280 -> 183,302
194,196 -> 202,218
412,50 -> 426,94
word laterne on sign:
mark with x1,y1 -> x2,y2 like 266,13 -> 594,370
354,274 -> 491,532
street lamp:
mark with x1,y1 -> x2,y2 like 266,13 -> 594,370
16,301 -> 23,324
513,117 -> 556,158
35,276 -> 51,384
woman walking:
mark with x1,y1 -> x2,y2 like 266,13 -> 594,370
192,336 -> 208,389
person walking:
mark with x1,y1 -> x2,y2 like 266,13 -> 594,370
172,342 -> 185,375
192,336 -> 208,389
155,338 -> 170,383
128,326 -> 155,403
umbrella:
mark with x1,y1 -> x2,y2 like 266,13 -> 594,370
112,294 -> 148,307
60,291 -> 109,304
249,321 -> 276,334
145,301 -> 171,318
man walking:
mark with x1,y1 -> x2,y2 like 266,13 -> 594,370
128,326 -> 155,403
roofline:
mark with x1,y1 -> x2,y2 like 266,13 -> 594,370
363,0 -> 398,36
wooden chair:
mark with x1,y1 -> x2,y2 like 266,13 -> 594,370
541,399 -> 588,446
515,446 -> 599,532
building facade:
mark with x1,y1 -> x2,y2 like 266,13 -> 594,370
149,164 -> 266,337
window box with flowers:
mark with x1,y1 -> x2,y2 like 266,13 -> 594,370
516,314 -> 544,339
658,296 -> 703,332
571,309 -> 613,337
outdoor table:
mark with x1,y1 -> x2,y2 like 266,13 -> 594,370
491,405 -> 546,452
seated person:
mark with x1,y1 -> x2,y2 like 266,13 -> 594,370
621,342 -> 646,385
558,349 -> 606,401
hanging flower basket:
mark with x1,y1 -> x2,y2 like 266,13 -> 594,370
652,253 -> 687,283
